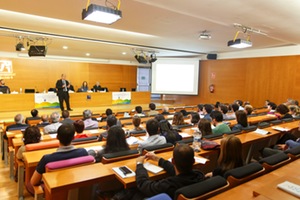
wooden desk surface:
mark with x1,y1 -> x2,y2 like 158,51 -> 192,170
210,158 -> 300,200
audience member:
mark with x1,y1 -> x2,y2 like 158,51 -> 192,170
93,81 -> 102,92
203,104 -> 213,122
79,81 -> 89,92
60,110 -> 74,125
276,104 -> 293,119
172,112 -> 186,126
138,119 -> 166,152
232,110 -> 249,131
29,124 -> 88,195
99,115 -> 118,140
179,109 -> 189,117
147,103 -> 159,116
126,144 -> 205,199
83,109 -> 98,129
220,104 -> 231,120
197,104 -> 204,117
158,119 -> 182,144
25,109 -> 41,124
211,135 -> 244,177
88,125 -> 130,162
190,112 -> 200,125
161,106 -> 170,115
267,102 -> 277,114
198,118 -> 213,137
37,114 -> 50,127
17,126 -> 41,160
211,110 -> 231,134
130,115 -> 144,131
73,120 -> 89,139
235,100 -> 244,110
134,106 -> 145,117
289,105 -> 300,118
43,112 -> 62,134
244,104 -> 253,115
5,114 -> 28,132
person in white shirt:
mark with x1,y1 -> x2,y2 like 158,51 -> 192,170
44,112 -> 62,134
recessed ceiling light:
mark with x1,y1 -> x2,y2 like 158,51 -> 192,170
62,46 -> 68,49
86,53 -> 90,56
122,52 -> 127,55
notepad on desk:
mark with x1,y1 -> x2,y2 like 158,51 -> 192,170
143,162 -> 164,174
254,128 -> 269,135
272,126 -> 290,132
180,132 -> 191,138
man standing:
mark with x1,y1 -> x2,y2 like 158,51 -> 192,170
56,74 -> 72,111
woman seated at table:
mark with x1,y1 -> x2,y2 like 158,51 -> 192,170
232,110 -> 249,131
17,126 -> 41,160
198,118 -> 213,137
130,115 -> 144,132
158,119 -> 182,144
79,81 -> 89,92
207,135 -> 244,177
73,120 -> 90,139
189,112 -> 200,126
88,125 -> 130,162
172,112 -> 187,126
276,104 -> 293,119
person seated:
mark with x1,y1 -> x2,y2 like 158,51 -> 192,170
197,104 -> 204,117
189,112 -> 200,126
0,79 -> 10,93
43,112 -> 62,134
276,104 -> 293,119
172,112 -> 186,126
88,125 -> 130,162
235,100 -> 244,111
244,104 -> 253,115
211,111 -> 231,134
134,106 -> 145,117
128,144 -> 205,199
60,110 -> 74,125
37,114 -> 50,127
227,103 -> 239,119
158,119 -> 182,144
289,105 -> 300,118
5,114 -> 28,132
92,81 -> 102,92
208,135 -> 244,177
73,120 -> 90,139
98,115 -> 118,140
267,102 -> 277,114
137,119 -> 166,152
25,109 -> 41,124
161,106 -> 170,115
203,104 -> 213,122
17,126 -> 41,160
79,81 -> 89,92
130,115 -> 144,132
198,118 -> 213,137
232,110 -> 249,131
28,124 -> 88,195
147,103 -> 159,116
83,109 -> 98,129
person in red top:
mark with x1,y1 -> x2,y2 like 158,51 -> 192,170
73,120 -> 89,139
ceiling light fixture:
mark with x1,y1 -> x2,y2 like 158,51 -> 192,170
199,30 -> 211,40
82,0 -> 122,24
16,42 -> 25,51
149,53 -> 157,63
228,30 -> 252,49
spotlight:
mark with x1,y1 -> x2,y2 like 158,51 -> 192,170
199,30 -> 211,40
135,55 -> 147,64
149,54 -> 157,63
227,39 -> 252,48
82,4 -> 122,24
16,42 -> 25,51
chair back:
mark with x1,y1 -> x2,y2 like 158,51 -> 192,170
176,138 -> 193,145
259,152 -> 291,172
241,125 -> 257,133
175,176 -> 229,200
142,143 -> 174,155
173,124 -> 193,130
45,155 -> 95,172
203,132 -> 223,140
224,162 -> 265,188
285,145 -> 300,161
281,118 -> 293,123
129,129 -> 146,136
71,136 -> 98,145
27,119 -> 42,126
223,129 -> 242,135
25,140 -> 59,151
257,122 -> 270,129
270,119 -> 282,125
102,149 -> 140,164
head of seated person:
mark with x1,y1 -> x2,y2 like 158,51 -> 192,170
105,108 -> 113,116
173,144 -> 195,174
15,114 -> 25,124
154,114 -> 165,122
74,120 -> 84,134
149,103 -> 156,111
23,126 -> 41,145
57,124 -> 76,146
135,106 -> 144,115
198,118 -> 212,136
276,104 -> 292,118
30,109 -> 39,117
132,115 -> 143,130
244,105 -> 253,115
105,125 -> 130,153
83,109 -> 93,120
62,110 -> 70,119
190,112 -> 200,125
172,112 -> 185,126
235,110 -> 248,128
40,114 -> 49,124
50,112 -> 60,123
146,119 -> 160,136
210,110 -> 224,125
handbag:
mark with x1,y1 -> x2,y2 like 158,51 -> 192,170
201,140 -> 220,150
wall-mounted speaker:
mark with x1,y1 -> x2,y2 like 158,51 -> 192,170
207,54 -> 217,60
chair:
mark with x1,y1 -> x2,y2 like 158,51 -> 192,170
71,136 -> 98,144
223,129 -> 242,135
293,116 -> 300,121
129,129 -> 146,136
257,122 -> 270,129
285,145 -> 300,161
27,119 -> 42,126
173,124 -> 193,130
203,132 -> 224,140
175,176 -> 229,200
259,152 -> 291,172
33,155 -> 95,200
119,117 -> 133,126
176,138 -> 193,145
270,119 -> 282,125
101,149 -> 140,164
146,193 -> 172,200
224,162 -> 265,188
241,125 -> 257,133
281,118 -> 293,123
142,143 -> 174,155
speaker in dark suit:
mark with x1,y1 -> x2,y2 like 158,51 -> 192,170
56,74 -> 72,111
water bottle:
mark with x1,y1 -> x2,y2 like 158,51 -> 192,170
193,130 -> 202,152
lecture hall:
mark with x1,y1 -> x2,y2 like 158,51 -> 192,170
1,1 -> 300,200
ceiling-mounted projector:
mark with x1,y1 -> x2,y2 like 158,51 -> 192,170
28,45 -> 47,57
135,55 -> 148,64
